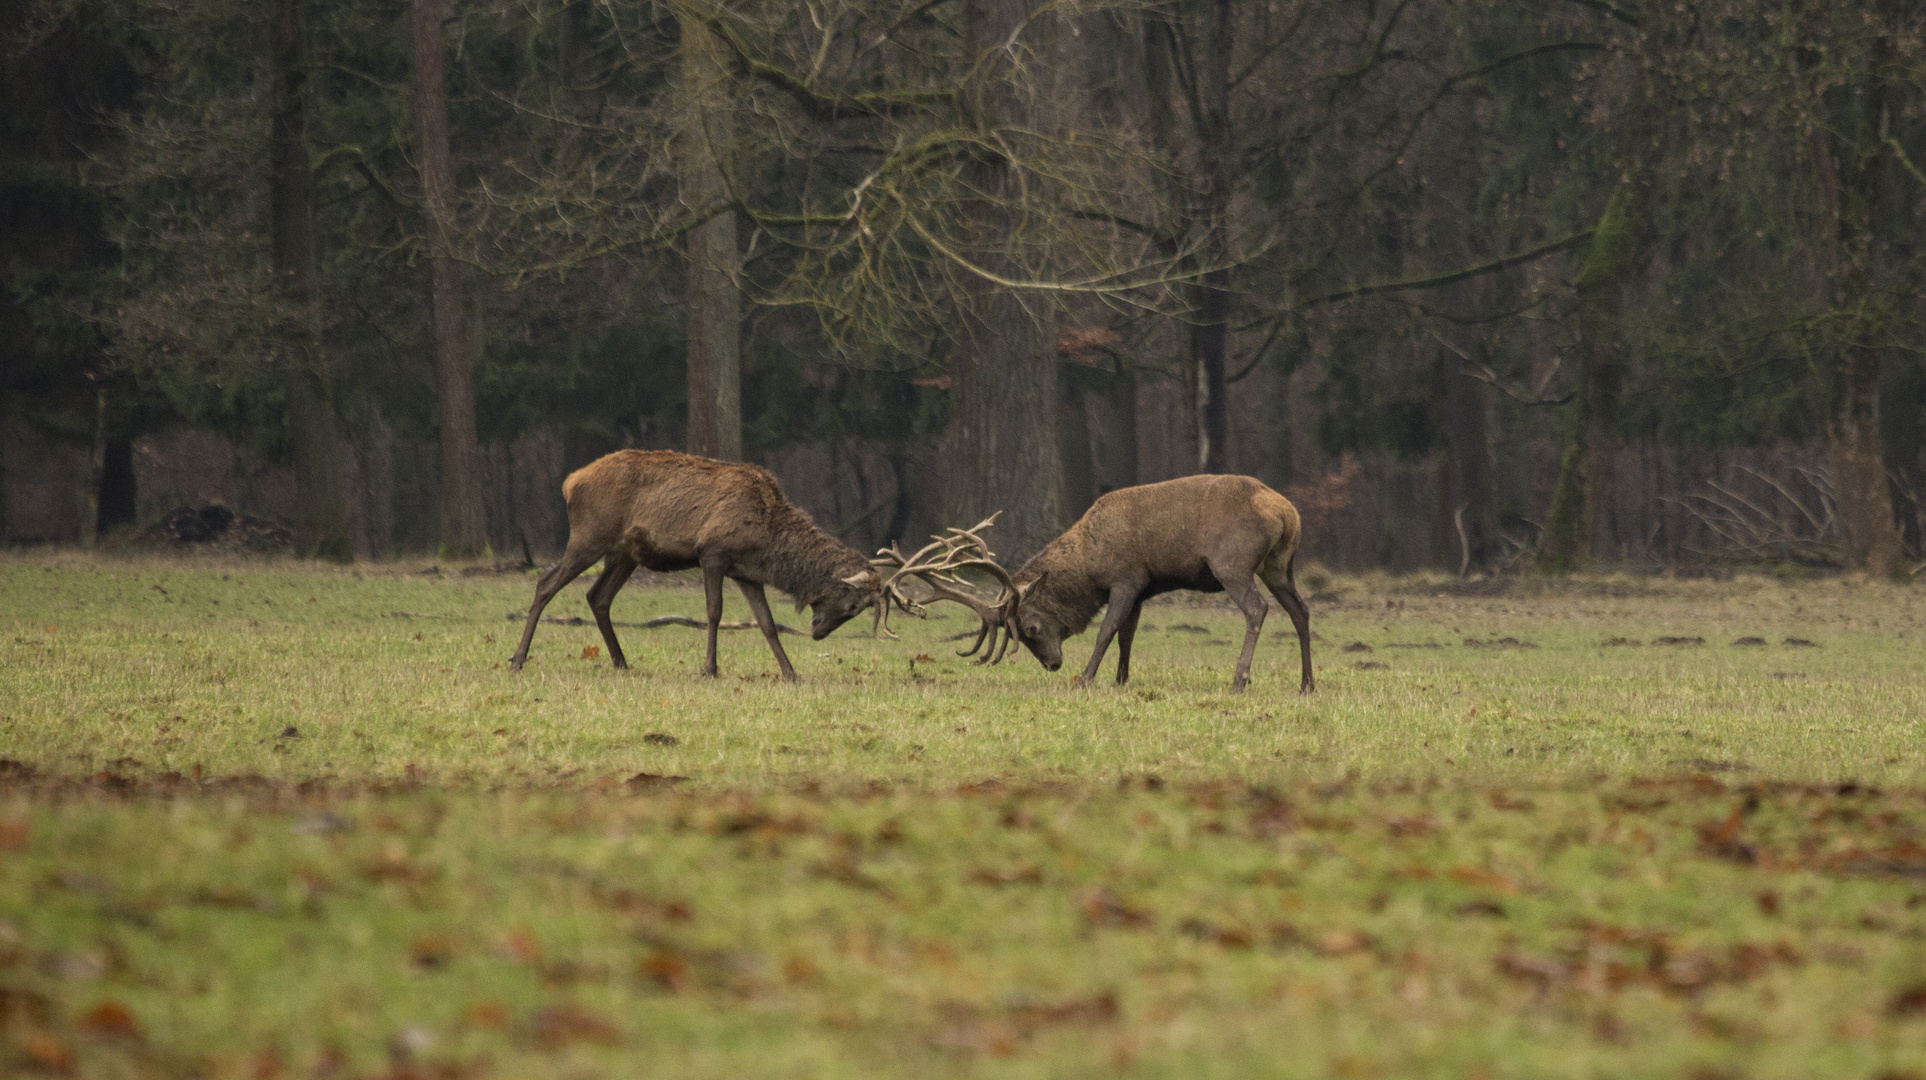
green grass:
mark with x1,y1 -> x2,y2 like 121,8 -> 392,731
3,554 -> 1926,1078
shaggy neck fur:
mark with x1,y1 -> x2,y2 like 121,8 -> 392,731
1016,532 -> 1103,637
763,502 -> 870,606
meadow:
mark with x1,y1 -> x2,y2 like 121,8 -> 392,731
3,553 -> 1925,1078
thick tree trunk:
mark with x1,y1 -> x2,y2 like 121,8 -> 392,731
98,434 -> 136,536
271,0 -> 351,561
1538,182 -> 1636,574
411,0 -> 490,560
1106,363 -> 1138,493
678,15 -> 741,461
1830,344 -> 1904,576
1058,368 -> 1096,520
945,0 -> 1061,562
1814,16 -> 1907,578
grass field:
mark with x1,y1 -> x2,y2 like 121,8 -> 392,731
3,553 -> 1926,1078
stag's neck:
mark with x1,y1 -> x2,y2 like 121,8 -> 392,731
1017,531 -> 1105,634
761,506 -> 867,600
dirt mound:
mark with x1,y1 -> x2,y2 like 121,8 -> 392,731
140,504 -> 292,552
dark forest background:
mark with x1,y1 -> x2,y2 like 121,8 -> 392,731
3,0 -> 1923,575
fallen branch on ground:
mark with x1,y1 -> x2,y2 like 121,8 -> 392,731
504,612 -> 800,634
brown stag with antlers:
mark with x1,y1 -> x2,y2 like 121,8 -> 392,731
884,477 -> 1314,694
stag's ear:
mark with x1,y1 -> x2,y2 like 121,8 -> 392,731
840,570 -> 876,589
1016,572 -> 1047,601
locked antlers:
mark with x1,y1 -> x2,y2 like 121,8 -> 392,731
869,513 -> 1021,664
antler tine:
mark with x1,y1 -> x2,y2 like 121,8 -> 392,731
870,539 -> 939,638
918,576 -> 1004,662
863,512 -> 1016,650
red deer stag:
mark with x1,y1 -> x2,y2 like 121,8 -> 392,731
508,450 -> 880,680
916,475 -> 1314,693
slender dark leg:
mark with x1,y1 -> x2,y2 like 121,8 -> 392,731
585,553 -> 638,669
1113,601 -> 1144,686
1210,562 -> 1270,694
509,542 -> 607,670
1077,583 -> 1144,686
700,560 -> 726,677
736,579 -> 799,682
1261,558 -> 1314,693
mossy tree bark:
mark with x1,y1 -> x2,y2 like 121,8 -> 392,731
1537,181 -> 1637,574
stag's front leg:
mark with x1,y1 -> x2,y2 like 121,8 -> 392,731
736,579 -> 799,683
1113,601 -> 1144,686
699,560 -> 726,678
1077,583 -> 1143,687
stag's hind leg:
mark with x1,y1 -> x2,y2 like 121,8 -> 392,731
585,553 -> 638,669
509,541 -> 608,670
1260,557 -> 1314,693
1209,561 -> 1271,694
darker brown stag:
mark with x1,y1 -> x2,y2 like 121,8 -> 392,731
508,450 -> 880,681
927,475 -> 1314,694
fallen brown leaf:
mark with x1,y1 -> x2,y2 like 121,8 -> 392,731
525,1002 -> 621,1049
968,865 -> 1043,887
74,999 -> 141,1041
1080,888 -> 1152,930
1448,867 -> 1521,895
21,1032 -> 74,1073
638,949 -> 689,993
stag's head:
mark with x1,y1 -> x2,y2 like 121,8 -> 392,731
808,569 -> 881,640
1004,573 -> 1064,670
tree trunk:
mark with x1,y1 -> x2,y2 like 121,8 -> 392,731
678,15 -> 742,461
1439,346 -> 1496,574
411,0 -> 490,560
1106,361 -> 1138,493
1830,344 -> 1903,576
81,386 -> 104,549
1538,181 -> 1637,574
1058,367 -> 1096,520
99,434 -> 136,536
1814,13 -> 1907,578
945,0 -> 1061,562
271,0 -> 352,561
1190,0 -> 1233,474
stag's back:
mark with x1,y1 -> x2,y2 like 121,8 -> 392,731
560,449 -> 795,559
1057,474 -> 1301,581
